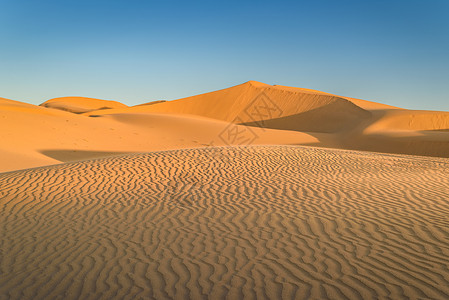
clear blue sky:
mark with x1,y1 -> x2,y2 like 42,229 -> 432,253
1,0 -> 448,110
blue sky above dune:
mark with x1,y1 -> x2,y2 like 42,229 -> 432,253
0,0 -> 448,110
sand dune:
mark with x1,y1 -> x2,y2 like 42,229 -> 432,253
1,146 -> 449,299
40,96 -> 128,114
364,109 -> 449,132
86,81 -> 372,133
134,100 -> 167,107
339,108 -> 449,157
80,81 -> 449,159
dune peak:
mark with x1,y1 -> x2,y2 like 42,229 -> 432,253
244,80 -> 272,88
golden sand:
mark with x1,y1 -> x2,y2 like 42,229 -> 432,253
1,146 -> 448,299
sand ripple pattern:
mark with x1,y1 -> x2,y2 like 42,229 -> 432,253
1,146 -> 449,299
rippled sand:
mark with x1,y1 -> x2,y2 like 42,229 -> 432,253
1,146 -> 449,299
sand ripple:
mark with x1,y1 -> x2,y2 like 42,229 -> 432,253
1,146 -> 449,299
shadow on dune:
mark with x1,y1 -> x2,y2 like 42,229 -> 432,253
238,101 -> 371,133
337,109 -> 449,158
427,128 -> 449,132
240,104 -> 449,158
343,133 -> 449,158
39,149 -> 132,163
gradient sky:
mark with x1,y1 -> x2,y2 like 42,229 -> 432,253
1,0 -> 448,110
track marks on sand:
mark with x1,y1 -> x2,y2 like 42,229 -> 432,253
1,146 -> 449,299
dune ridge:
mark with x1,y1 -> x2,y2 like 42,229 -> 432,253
1,145 -> 449,299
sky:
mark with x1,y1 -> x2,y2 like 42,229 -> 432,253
0,0 -> 448,111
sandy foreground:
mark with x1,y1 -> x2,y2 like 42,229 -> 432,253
1,146 -> 449,299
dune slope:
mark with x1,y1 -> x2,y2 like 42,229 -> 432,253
1,145 -> 448,299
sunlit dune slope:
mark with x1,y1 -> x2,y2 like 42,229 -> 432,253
269,86 -> 400,110
40,96 -> 128,114
1,146 -> 449,299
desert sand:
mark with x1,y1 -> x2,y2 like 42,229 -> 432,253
1,82 -> 449,299
1,146 -> 449,299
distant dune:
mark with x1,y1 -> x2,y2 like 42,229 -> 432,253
1,146 -> 448,299
40,96 -> 128,114
133,100 -> 167,107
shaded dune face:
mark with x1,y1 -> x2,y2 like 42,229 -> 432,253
365,109 -> 449,132
239,99 -> 370,133
1,146 -> 449,299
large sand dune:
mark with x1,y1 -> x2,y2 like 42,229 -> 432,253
1,146 -> 449,299
83,80 -> 449,158
86,81 -> 372,133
